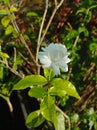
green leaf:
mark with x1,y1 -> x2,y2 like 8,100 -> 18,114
3,0 -> 10,4
44,68 -> 55,81
10,7 -> 18,12
76,8 -> 86,15
0,9 -> 8,15
26,12 -> 38,17
51,78 -> 81,99
49,86 -> 66,97
28,87 -> 47,98
5,25 -> 13,35
0,52 -> 9,58
0,63 -> 3,79
26,110 -> 45,128
40,95 -> 56,121
54,112 -> 65,130
1,16 -> 10,27
70,113 -> 79,123
13,75 -> 47,90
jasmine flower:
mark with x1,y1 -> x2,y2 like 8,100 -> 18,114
38,43 -> 71,75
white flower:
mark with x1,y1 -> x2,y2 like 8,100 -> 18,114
38,43 -> 71,75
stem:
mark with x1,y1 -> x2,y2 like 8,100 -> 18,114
7,100 -> 13,112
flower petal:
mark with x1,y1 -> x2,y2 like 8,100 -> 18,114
39,55 -> 51,68
64,56 -> 71,63
52,63 -> 60,75
58,61 -> 68,72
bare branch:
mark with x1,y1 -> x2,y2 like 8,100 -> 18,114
36,0 -> 49,63
36,0 -> 64,73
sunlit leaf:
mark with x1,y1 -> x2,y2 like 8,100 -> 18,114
51,78 -> 81,99
26,12 -> 38,17
13,75 -> 47,90
10,7 -> 18,12
1,16 -> 10,27
40,95 -> 56,121
54,112 -> 65,130
0,63 -> 3,79
49,86 -> 66,97
44,68 -> 55,81
5,25 -> 13,35
26,110 -> 45,128
0,52 -> 9,58
0,9 -> 8,15
28,87 -> 47,98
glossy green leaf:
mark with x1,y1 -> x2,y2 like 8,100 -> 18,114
26,12 -> 38,17
44,68 -> 55,81
10,7 -> 18,12
0,63 -> 3,79
13,75 -> 47,90
1,16 -> 10,27
54,112 -> 65,130
0,52 -> 9,58
3,0 -> 10,4
51,78 -> 81,99
28,87 -> 47,98
49,86 -> 66,97
5,25 -> 13,35
0,9 -> 8,15
40,95 -> 56,121
26,110 -> 45,128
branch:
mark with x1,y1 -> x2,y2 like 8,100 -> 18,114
36,0 -> 64,74
36,0 -> 49,63
7,5 -> 37,66
0,60 -> 23,78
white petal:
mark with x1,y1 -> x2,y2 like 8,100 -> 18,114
39,55 -> 51,68
64,56 -> 71,63
52,63 -> 60,75
58,61 -> 68,72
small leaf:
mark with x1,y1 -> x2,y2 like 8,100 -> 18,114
26,110 -> 45,128
54,112 -> 65,130
5,25 -> 13,35
49,86 -> 66,97
1,16 -> 10,27
0,52 -> 9,58
44,68 -> 55,81
40,95 -> 56,121
26,12 -> 38,17
28,87 -> 47,98
13,75 -> 47,90
51,78 -> 81,99
70,113 -> 79,123
10,7 -> 18,12
0,63 -> 3,79
0,9 -> 8,15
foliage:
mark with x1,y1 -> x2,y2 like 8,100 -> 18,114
0,0 -> 97,130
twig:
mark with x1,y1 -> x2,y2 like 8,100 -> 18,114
7,100 -> 13,112
40,0 -> 64,44
36,0 -> 49,63
73,35 -> 79,47
7,5 -> 37,66
36,0 -> 64,74
56,105 -> 71,130
0,60 -> 23,78
13,47 -> 16,64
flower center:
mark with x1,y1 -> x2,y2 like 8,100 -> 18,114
51,51 -> 64,62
